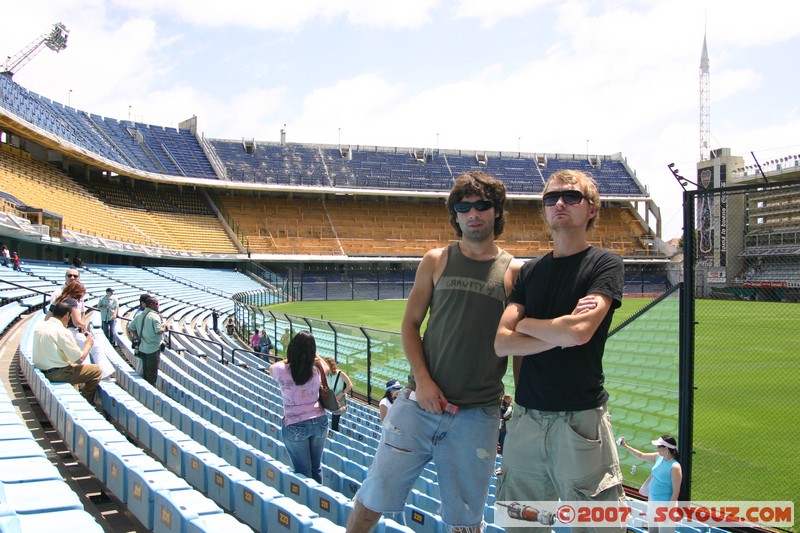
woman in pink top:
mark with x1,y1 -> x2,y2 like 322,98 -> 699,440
251,330 -> 261,351
269,331 -> 329,482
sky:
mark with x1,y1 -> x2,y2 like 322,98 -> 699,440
2,0 -> 799,241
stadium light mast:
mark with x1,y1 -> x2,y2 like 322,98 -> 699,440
699,30 -> 710,161
668,163 -> 699,192
1,22 -> 69,78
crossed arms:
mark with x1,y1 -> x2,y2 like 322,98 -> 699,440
494,293 -> 613,357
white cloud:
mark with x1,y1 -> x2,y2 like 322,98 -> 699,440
109,0 -> 440,31
455,0 -> 552,28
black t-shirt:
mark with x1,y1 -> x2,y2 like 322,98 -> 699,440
509,246 -> 623,411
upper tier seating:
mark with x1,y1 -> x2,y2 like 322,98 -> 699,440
208,140 -> 647,196
0,74 -> 217,179
3,73 -> 647,197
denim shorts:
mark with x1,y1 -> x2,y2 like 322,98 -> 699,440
355,392 -> 500,529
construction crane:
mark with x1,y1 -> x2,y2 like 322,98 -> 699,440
2,22 -> 69,78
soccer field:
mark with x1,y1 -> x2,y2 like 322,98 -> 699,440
270,297 -> 798,526
269,297 -> 656,332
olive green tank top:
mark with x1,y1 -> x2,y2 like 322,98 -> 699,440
409,243 -> 512,407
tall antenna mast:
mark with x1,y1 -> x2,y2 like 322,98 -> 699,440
699,29 -> 710,161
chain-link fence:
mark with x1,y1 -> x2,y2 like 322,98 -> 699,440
605,289 -> 680,490
686,179 -> 800,531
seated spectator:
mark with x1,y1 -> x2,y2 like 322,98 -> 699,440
32,300 -> 102,404
258,330 -> 273,355
49,268 -> 83,311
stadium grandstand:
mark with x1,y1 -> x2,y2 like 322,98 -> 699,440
2,72 -> 798,532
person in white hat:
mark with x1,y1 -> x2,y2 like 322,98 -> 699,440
619,435 -> 682,532
379,379 -> 403,422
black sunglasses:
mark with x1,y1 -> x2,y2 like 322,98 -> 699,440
542,190 -> 585,206
453,200 -> 494,213
67,274 -> 80,278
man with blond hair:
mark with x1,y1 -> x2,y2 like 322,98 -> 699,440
495,170 -> 626,532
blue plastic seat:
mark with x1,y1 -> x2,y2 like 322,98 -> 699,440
0,479 -> 83,514
0,425 -> 34,442
309,483 -> 350,526
0,439 -> 47,460
151,427 -> 192,465
187,512 -> 253,533
126,468 -> 192,529
404,504 -> 444,533
322,465 -> 343,493
219,433 -> 247,468
184,449 -> 227,494
73,423 -> 127,465
339,473 -> 361,500
267,496 -> 318,533
62,405 -> 102,451
0,457 -> 61,484
153,487 -> 223,533
15,508 -> 104,532
87,438 -> 136,483
167,437 -> 208,477
284,471 -> 321,507
310,516 -> 346,532
233,478 -> 281,531
238,446 -> 266,479
206,463 -> 253,513
105,451 -> 163,504
260,458 -> 292,493
135,412 -> 168,449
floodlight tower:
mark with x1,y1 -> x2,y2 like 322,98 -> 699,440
2,22 -> 70,78
699,31 -> 710,161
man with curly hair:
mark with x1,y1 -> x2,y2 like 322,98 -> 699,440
347,171 -> 522,533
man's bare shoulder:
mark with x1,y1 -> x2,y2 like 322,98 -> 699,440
423,245 -> 449,260
508,257 -> 526,272
504,257 -> 525,291
420,245 -> 450,268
